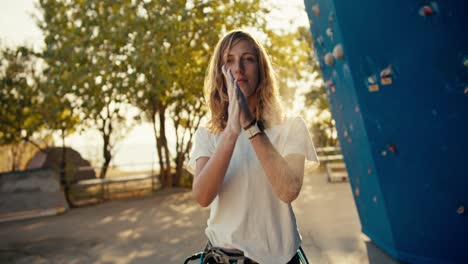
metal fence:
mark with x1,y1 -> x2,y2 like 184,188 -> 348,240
67,162 -> 161,206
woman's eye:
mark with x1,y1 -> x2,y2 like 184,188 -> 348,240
246,57 -> 256,62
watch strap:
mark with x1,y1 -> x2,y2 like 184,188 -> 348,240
243,119 -> 256,130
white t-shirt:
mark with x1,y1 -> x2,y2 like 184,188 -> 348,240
186,116 -> 319,264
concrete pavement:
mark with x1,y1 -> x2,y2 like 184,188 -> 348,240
0,171 -> 401,264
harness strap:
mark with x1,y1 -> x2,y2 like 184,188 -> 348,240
202,246 -> 247,264
184,242 -> 310,264
298,246 -> 310,264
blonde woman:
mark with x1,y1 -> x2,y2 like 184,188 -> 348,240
187,30 -> 318,264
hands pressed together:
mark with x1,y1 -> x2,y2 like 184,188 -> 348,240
221,65 -> 255,136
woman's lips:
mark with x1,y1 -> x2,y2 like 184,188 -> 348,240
237,79 -> 247,84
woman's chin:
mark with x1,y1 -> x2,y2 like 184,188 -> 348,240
239,85 -> 253,97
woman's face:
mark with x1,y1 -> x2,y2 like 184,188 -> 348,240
224,39 -> 259,98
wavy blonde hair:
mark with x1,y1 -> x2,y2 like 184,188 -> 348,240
204,30 -> 284,133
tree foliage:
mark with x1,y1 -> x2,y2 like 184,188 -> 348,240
0,47 -> 45,170
126,0 -> 270,187
263,24 -> 336,147
1,1 -> 334,186
36,0 -> 270,184
38,0 -> 137,178
0,47 -> 42,145
298,27 -> 338,147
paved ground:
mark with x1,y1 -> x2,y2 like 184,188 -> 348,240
0,170 -> 401,264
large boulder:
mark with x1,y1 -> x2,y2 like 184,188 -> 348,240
26,147 -> 96,183
0,169 -> 69,222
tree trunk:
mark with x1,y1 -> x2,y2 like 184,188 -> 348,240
172,103 -> 203,187
158,107 -> 172,187
60,128 -> 73,207
99,118 -> 113,179
173,152 -> 184,186
10,145 -> 18,172
100,139 -> 112,179
152,110 -> 166,188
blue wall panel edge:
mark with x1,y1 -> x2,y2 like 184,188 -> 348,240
304,0 -> 468,263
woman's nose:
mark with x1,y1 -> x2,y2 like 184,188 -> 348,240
232,60 -> 244,74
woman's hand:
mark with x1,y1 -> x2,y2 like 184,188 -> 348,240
222,65 -> 255,134
222,65 -> 241,136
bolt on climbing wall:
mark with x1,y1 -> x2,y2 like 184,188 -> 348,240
304,0 -> 467,263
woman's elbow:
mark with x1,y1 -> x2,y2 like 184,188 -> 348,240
196,196 -> 212,208
192,188 -> 213,208
278,180 -> 302,204
279,191 -> 300,204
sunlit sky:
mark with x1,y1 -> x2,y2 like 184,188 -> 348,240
0,0 -> 311,169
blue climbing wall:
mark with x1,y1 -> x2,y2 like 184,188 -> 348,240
303,1 -> 467,263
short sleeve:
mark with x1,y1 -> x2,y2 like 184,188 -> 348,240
282,116 -> 319,165
186,127 -> 215,175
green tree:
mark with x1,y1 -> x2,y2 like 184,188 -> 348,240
305,85 -> 338,147
39,80 -> 80,201
266,22 -> 337,147
296,27 -> 338,147
0,46 -> 44,171
127,0 -> 269,187
0,44 -> 80,204
38,0 -> 136,178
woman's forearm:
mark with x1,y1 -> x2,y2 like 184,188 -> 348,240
192,131 -> 238,207
249,133 -> 304,204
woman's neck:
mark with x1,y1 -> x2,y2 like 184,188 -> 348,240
247,95 -> 257,117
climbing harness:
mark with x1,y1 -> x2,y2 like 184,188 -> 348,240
183,242 -> 310,264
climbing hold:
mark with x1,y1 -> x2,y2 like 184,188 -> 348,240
326,80 -> 335,93
326,28 -> 334,41
463,57 -> 468,68
355,106 -> 360,113
419,5 -> 434,16
312,4 -> 320,16
419,2 -> 438,16
388,144 -> 397,153
380,65 -> 393,77
368,84 -> 380,92
381,78 -> 392,85
457,206 -> 465,215
380,65 -> 393,85
347,137 -> 353,143
464,87 -> 468,94
368,168 -> 372,175
333,44 -> 344,60
372,196 -> 378,203
381,150 -> 388,156
368,75 -> 379,91
355,187 -> 360,197
324,52 -> 335,66
316,36 -> 324,47
343,130 -> 348,138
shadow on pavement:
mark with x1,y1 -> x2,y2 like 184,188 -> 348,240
366,241 -> 405,264
0,172 -> 403,264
